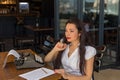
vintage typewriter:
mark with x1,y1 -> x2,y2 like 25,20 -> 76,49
14,52 -> 44,69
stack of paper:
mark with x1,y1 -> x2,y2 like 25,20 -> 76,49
19,67 -> 55,80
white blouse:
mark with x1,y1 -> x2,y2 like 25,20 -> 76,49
61,45 -> 96,76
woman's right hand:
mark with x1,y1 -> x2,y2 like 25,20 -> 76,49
44,41 -> 67,62
53,42 -> 67,52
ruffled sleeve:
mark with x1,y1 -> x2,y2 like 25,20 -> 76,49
85,46 -> 96,60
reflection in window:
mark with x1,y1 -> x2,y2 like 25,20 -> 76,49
59,0 -> 77,30
84,0 -> 119,27
59,0 -> 77,14
93,0 -> 119,15
106,0 -> 119,15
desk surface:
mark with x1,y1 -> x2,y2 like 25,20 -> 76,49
24,25 -> 54,31
0,49 -> 61,80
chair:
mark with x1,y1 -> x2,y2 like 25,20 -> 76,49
94,45 -> 106,72
14,35 -> 34,49
13,16 -> 34,49
108,30 -> 117,58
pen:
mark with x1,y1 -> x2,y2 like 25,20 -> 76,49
41,68 -> 48,74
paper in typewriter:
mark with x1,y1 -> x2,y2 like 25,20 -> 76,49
2,49 -> 20,68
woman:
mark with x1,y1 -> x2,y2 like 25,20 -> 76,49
44,18 -> 96,80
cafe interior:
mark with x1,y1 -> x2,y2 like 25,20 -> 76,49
0,0 -> 120,80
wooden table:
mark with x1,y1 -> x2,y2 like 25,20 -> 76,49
24,25 -> 54,45
0,49 -> 61,80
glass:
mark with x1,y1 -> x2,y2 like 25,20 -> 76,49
84,0 -> 119,67
104,0 -> 119,27
83,0 -> 99,45
59,0 -> 77,30
104,0 -> 119,65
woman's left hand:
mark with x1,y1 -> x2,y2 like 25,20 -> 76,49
55,69 -> 69,79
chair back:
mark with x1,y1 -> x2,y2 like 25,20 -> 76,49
96,45 -> 106,59
94,45 -> 107,72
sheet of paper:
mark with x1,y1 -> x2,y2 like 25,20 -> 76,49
19,67 -> 55,80
8,49 -> 20,59
2,49 -> 20,68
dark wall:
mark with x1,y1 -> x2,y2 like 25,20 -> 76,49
41,0 -> 54,26
0,16 -> 50,38
41,0 -> 54,17
0,16 -> 16,38
24,16 -> 49,26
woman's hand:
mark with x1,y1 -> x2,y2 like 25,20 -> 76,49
53,42 -> 67,52
55,69 -> 69,79
44,42 -> 67,62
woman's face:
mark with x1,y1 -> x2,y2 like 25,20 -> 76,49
65,23 -> 80,43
